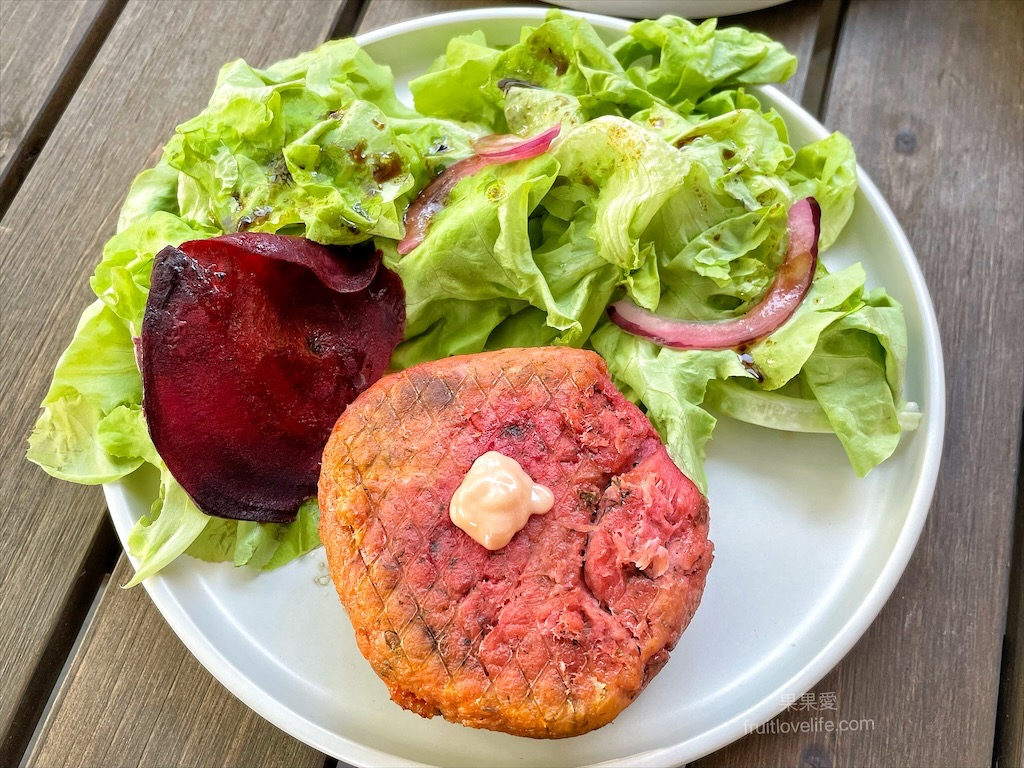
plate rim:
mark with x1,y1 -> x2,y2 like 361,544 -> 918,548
104,7 -> 946,767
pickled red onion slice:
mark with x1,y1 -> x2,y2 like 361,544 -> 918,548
608,198 -> 821,350
397,126 -> 561,255
472,125 -> 561,161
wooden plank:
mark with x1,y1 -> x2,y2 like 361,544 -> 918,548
0,516 -> 122,766
697,0 -> 1024,765
0,0 -> 112,206
0,0 -> 351,764
28,558 -> 326,768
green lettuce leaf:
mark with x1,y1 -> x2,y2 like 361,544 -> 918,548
185,499 -> 321,570
798,290 -> 909,473
164,39 -> 481,244
493,13 -> 658,118
123,471 -> 210,588
118,159 -> 181,231
385,155 -> 563,365
97,404 -> 160,466
590,323 -> 750,493
703,285 -> 913,475
410,11 -> 798,132
611,16 -> 797,111
412,31 -> 504,126
705,378 -> 921,435
744,263 -> 868,390
27,301 -> 143,484
551,116 -> 694,310
93,212 -> 218,334
784,132 -> 857,251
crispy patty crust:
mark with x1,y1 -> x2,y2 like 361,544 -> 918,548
319,348 -> 712,738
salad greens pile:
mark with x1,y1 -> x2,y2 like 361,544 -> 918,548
27,12 -> 916,585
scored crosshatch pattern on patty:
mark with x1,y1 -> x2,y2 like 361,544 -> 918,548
319,348 -> 713,737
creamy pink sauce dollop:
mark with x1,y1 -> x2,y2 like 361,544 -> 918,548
449,451 -> 554,550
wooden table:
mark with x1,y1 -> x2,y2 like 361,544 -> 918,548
1,0 -> 1021,765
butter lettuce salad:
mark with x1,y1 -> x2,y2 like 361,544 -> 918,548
27,12 -> 918,585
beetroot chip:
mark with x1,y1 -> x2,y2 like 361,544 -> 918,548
213,232 -> 381,293
141,233 -> 405,523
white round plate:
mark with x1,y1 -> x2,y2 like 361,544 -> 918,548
546,0 -> 793,19
105,8 -> 944,768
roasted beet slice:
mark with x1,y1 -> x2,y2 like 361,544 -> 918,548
212,232 -> 381,293
141,233 -> 405,522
